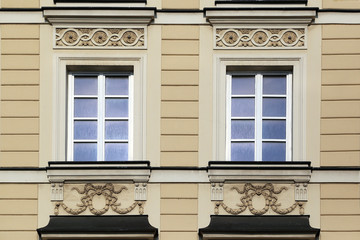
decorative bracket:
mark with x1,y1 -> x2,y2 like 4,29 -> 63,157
135,183 -> 147,201
295,183 -> 308,202
51,182 -> 64,201
211,182 -> 224,201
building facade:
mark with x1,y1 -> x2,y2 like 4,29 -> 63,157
0,0 -> 360,240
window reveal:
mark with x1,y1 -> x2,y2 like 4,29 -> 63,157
67,73 -> 133,161
226,72 -> 292,161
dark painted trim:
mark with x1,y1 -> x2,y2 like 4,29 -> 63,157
204,7 -> 318,11
313,167 -> 360,171
0,167 -> 47,171
42,6 -> 156,11
48,160 -> 150,166
209,161 -> 311,166
156,9 -> 204,13
0,8 -> 42,11
318,9 -> 360,13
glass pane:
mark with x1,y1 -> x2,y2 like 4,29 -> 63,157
263,98 -> 286,117
105,143 -> 128,161
232,76 -> 255,95
263,120 -> 286,139
74,121 -> 97,140
105,121 -> 128,140
231,142 -> 254,161
262,142 -> 286,161
263,75 -> 287,95
106,76 -> 129,95
74,143 -> 97,161
74,98 -> 97,117
74,76 -> 98,95
105,99 -> 128,117
232,98 -> 255,117
231,120 -> 255,139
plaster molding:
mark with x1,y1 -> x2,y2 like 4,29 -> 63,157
55,27 -> 146,49
215,27 -> 306,49
214,183 -> 305,216
204,8 -> 317,25
54,183 -> 145,216
43,8 -> 155,25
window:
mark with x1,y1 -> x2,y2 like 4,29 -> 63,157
226,71 -> 292,161
67,72 -> 133,161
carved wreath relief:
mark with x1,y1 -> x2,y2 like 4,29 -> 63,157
54,183 -> 144,216
215,183 -> 305,215
216,28 -> 305,49
55,28 -> 146,48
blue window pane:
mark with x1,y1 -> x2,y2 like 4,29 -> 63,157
106,76 -> 129,95
74,143 -> 97,161
231,120 -> 255,139
231,142 -> 254,161
262,142 -> 286,161
263,98 -> 286,117
232,76 -> 255,95
74,98 -> 97,117
105,121 -> 128,140
263,120 -> 286,139
105,99 -> 128,117
232,98 -> 255,117
105,143 -> 128,161
74,121 -> 97,140
74,76 -> 98,95
263,75 -> 287,95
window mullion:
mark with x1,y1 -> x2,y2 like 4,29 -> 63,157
68,74 -> 74,161
255,74 -> 263,162
286,73 -> 293,161
226,74 -> 232,161
98,75 -> 105,161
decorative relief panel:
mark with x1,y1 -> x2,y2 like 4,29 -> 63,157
215,28 -> 306,49
54,183 -> 145,216
214,183 -> 305,216
55,28 -> 146,49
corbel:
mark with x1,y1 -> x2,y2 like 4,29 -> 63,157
295,183 -> 308,202
51,182 -> 64,201
211,182 -> 224,201
134,182 -> 147,201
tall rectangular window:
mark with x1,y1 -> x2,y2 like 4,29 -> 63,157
226,72 -> 292,161
67,73 -> 133,161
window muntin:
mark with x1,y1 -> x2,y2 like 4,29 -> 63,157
67,73 -> 133,161
226,72 -> 292,161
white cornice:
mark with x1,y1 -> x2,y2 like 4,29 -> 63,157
204,9 -> 317,25
43,8 -> 155,25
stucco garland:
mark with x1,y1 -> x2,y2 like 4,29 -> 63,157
214,183 -> 305,215
54,183 -> 144,216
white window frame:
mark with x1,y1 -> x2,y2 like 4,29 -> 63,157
225,72 -> 292,161
67,73 -> 134,161
53,55 -> 146,161
213,55 -> 306,162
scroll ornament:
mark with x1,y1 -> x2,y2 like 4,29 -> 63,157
216,28 -> 305,48
214,183 -> 305,215
54,183 -> 144,216
55,28 -> 145,48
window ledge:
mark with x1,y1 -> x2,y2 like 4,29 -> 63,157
46,161 -> 151,183
208,161 -> 312,183
204,7 -> 317,25
43,7 -> 156,25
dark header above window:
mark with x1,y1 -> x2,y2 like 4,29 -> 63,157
216,0 -> 308,4
54,0 -> 147,3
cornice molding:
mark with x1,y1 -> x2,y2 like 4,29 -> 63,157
204,8 -> 317,25
43,7 -> 156,25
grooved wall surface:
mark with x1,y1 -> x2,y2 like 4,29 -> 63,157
0,184 -> 38,240
0,25 -> 40,167
160,25 -> 200,167
160,184 -> 198,240
321,25 -> 360,167
321,184 -> 360,240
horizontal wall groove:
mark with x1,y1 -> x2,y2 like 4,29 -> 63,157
160,151 -> 198,153
322,68 -> 360,70
322,38 -> 360,40
321,214 -> 360,216
321,150 -> 360,152
1,84 -> 39,87
321,198 -> 360,200
321,133 -> 360,136
161,84 -> 199,87
321,99 -> 360,102
0,116 -> 39,119
161,54 -> 199,56
161,117 -> 199,120
0,150 -> 39,153
161,100 -> 198,103
322,84 -> 360,86
322,53 -> 360,56
322,117 -> 360,119
0,134 -> 39,136
0,54 -> 39,56
161,134 -> 198,136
